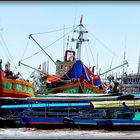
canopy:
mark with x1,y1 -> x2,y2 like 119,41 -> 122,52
64,60 -> 90,81
46,60 -> 90,83
46,73 -> 64,83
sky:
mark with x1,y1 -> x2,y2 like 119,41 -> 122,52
0,1 -> 140,80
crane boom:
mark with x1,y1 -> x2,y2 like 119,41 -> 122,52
99,61 -> 128,76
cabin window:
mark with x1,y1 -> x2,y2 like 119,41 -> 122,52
3,82 -> 12,90
23,85 -> 27,92
27,87 -> 34,94
60,65 -> 63,70
137,78 -> 139,83
136,78 -> 138,83
133,78 -> 135,83
117,113 -> 133,119
15,84 -> 22,91
64,65 -> 67,70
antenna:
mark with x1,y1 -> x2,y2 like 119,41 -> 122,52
42,61 -> 47,73
96,53 -> 98,74
123,36 -> 128,75
138,51 -> 140,74
71,16 -> 89,60
109,57 -> 113,76
63,24 -> 65,59
47,60 -> 49,75
66,36 -> 69,50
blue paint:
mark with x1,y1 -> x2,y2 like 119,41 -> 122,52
29,117 -> 63,123
1,102 -> 90,109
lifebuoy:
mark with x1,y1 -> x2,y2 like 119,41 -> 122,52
69,55 -> 76,61
20,117 -> 29,125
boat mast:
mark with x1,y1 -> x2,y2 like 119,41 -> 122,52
72,16 -> 89,60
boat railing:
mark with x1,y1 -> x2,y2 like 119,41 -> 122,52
16,107 -> 81,118
4,110 -> 20,120
112,110 -> 135,119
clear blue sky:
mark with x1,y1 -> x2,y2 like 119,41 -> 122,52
0,1 -> 140,79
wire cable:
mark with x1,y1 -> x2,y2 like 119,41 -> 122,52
20,25 -> 79,62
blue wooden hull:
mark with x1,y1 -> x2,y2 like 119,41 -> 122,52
19,117 -> 64,127
28,117 -> 64,125
63,117 -> 140,130
97,119 -> 140,125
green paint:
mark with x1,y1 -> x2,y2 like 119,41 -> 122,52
83,87 -> 98,94
28,87 -> 34,94
56,60 -> 73,75
133,112 -> 140,120
3,82 -> 34,95
61,86 -> 79,93
46,86 -> 99,94
3,82 -> 12,90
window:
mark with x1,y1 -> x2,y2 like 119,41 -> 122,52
23,85 -> 27,92
3,82 -> 12,90
60,65 -> 63,70
15,84 -> 22,91
64,65 -> 67,70
27,87 -> 34,94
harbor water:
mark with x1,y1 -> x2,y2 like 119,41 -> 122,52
1,127 -> 140,139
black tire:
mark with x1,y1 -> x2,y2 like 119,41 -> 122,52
20,117 -> 29,125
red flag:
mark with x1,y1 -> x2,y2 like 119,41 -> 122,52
80,15 -> 83,25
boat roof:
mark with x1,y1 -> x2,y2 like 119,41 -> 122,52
1,102 -> 90,110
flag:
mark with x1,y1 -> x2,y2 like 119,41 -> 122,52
80,15 -> 83,25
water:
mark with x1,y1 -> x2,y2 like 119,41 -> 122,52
0,127 -> 140,139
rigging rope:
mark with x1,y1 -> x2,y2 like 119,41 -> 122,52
0,32 -> 26,80
20,25 -> 80,82
0,34 -> 12,64
84,43 -> 90,68
70,9 -> 77,50
0,32 -> 18,70
82,26 -> 122,61
21,39 -> 30,61
20,25 -> 79,62
88,31 -> 119,58
85,34 -> 96,66
0,39 -> 11,63
30,26 -> 76,36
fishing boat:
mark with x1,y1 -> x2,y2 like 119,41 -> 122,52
19,16 -> 116,97
63,110 -> 140,130
63,95 -> 140,130
109,51 -> 140,94
121,72 -> 140,93
1,93 -> 140,128
0,98 -> 92,127
45,60 -> 108,95
0,60 -> 35,99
